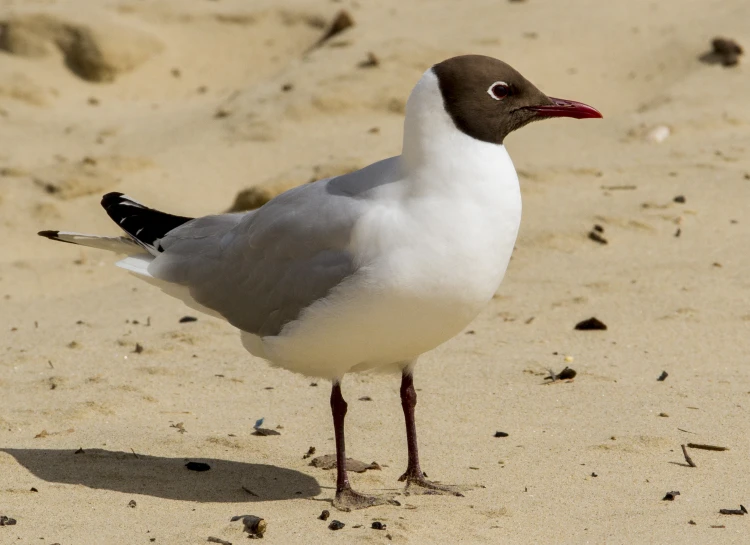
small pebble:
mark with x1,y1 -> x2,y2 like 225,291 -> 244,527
371,521 -> 386,530
358,52 -> 379,68
588,230 -> 608,245
230,515 -> 266,538
710,37 -> 743,67
328,520 -> 345,530
494,431 -> 509,437
575,317 -> 607,331
319,510 -> 330,521
646,125 -> 670,143
557,367 -> 577,380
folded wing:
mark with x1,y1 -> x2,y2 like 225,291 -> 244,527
149,180 -> 362,337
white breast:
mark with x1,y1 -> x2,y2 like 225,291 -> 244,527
262,150 -> 521,378
258,69 -> 523,379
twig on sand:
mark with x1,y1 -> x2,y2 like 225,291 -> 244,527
719,505 -> 747,516
207,537 -> 232,545
681,444 -> 696,467
687,443 -> 728,452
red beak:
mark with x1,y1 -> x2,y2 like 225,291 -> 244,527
527,97 -> 602,119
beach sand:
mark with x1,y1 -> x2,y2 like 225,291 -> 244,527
1,0 -> 749,543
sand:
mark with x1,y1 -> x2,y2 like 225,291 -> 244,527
1,0 -> 749,543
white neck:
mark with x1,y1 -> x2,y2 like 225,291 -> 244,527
400,69 -> 517,197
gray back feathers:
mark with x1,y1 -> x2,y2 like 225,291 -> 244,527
149,178 -> 366,337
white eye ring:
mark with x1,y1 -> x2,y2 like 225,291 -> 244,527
487,81 -> 510,100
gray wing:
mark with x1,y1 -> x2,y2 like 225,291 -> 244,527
148,178 -> 366,337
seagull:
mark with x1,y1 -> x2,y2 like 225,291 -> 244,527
39,55 -> 601,510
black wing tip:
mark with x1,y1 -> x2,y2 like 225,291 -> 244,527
101,192 -> 126,209
38,230 -> 60,239
98,192 -> 192,250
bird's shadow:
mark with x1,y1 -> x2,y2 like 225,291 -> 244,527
2,448 -> 321,503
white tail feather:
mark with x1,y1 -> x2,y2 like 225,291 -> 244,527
115,255 -> 154,276
39,230 -> 141,254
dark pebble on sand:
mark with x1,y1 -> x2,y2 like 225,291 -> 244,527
372,521 -> 386,530
252,428 -> 281,436
230,515 -> 267,538
575,317 -> 607,331
588,231 -> 608,245
328,520 -> 345,530
314,10 -> 354,49
557,367 -> 577,380
494,431 -> 509,437
358,52 -> 380,68
319,510 -> 330,521
710,37 -> 743,66
179,316 -> 198,323
545,366 -> 577,382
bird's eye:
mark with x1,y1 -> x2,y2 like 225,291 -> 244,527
488,81 -> 510,100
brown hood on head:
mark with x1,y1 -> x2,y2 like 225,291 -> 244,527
432,55 -> 601,145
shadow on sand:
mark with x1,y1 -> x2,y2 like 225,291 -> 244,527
2,448 -> 321,503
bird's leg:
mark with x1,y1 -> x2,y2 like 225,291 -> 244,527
398,371 -> 465,496
330,380 -> 389,511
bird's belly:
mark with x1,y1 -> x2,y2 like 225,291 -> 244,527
259,205 -> 520,378
260,282 -> 483,379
